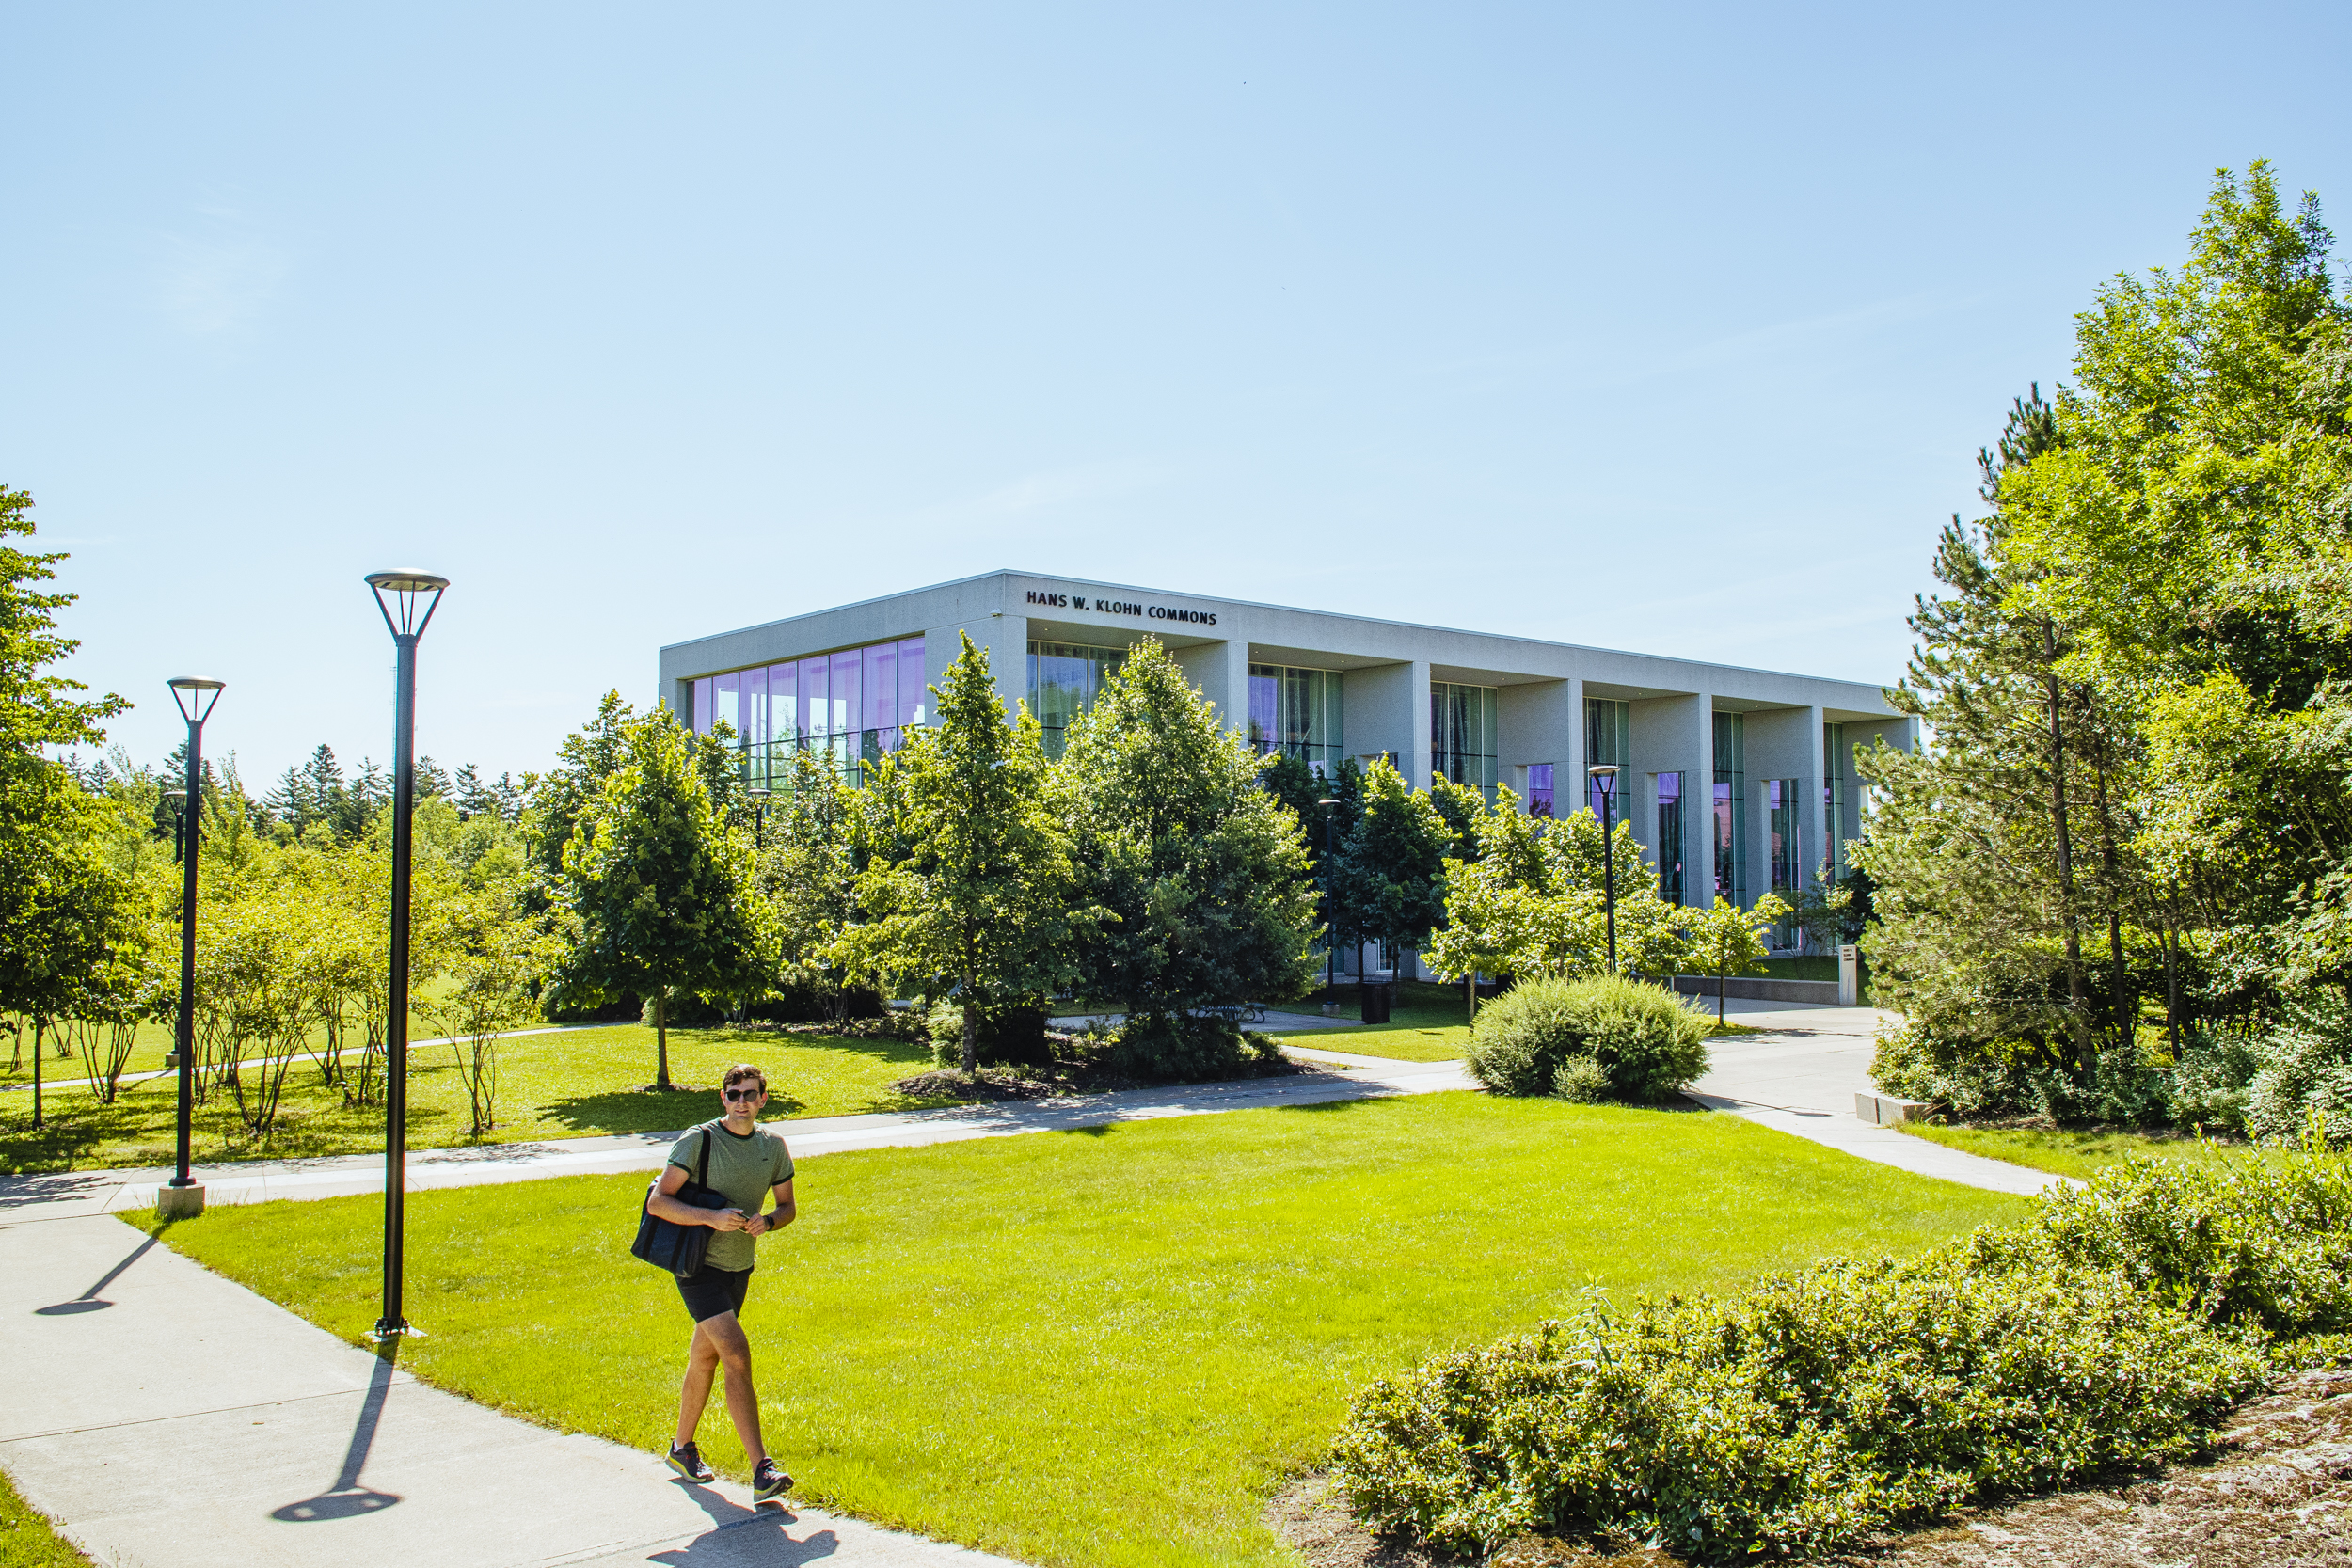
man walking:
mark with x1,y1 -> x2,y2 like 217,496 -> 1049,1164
648,1062 -> 797,1501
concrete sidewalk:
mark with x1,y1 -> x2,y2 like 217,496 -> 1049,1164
1688,997 -> 2065,1196
0,1213 -> 1021,1568
0,1055 -> 1478,1221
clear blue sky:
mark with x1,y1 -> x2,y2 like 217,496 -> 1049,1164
5,3 -> 2345,788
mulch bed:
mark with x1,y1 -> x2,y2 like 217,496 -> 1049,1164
1268,1368 -> 2352,1568
892,1031 -> 1314,1102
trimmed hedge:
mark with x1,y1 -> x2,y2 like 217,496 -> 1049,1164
1464,975 -> 1709,1103
1330,1139 -> 2352,1561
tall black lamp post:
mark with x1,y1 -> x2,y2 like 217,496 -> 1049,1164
161,679 -> 224,1220
365,570 -> 448,1344
1589,765 -> 1619,972
747,784 -> 771,850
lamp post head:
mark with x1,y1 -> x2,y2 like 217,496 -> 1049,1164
1316,797 -> 1340,807
167,677 -> 225,725
365,570 -> 451,639
1587,764 -> 1618,796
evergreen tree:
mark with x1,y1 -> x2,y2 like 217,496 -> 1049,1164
557,707 -> 777,1088
1060,638 -> 1321,1031
833,633 -> 1086,1074
1329,755 -> 1450,980
524,691 -> 638,907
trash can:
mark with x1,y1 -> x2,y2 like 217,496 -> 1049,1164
1360,982 -> 1392,1024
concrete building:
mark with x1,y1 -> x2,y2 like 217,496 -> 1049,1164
658,569 -> 1910,922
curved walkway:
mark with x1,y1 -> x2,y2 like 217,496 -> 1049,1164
0,1018 -> 2052,1568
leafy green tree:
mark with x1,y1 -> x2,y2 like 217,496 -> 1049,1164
1330,756 -> 1451,982
1426,791 -> 1691,985
0,488 -> 127,757
558,707 -> 777,1088
1684,893 -> 1791,1022
1061,638 -> 1321,1032
1862,163 -> 2350,1109
761,745 -> 866,1021
524,691 -> 638,909
834,633 -> 1086,1074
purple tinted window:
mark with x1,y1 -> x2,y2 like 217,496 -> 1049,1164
691,677 -> 714,734
801,656 -> 828,739
831,650 -> 860,739
1248,670 -> 1278,752
864,642 -> 895,733
715,671 -> 739,738
898,638 -> 926,728
769,663 -> 796,742
739,667 -> 765,747
1528,763 -> 1554,818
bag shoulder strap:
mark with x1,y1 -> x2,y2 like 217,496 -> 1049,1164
697,1128 -> 712,1186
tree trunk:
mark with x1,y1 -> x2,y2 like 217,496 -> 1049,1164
32,1016 -> 44,1130
2108,911 -> 2129,1047
654,990 -> 671,1091
2040,626 -> 2089,1075
2165,889 -> 2183,1058
961,988 -> 978,1078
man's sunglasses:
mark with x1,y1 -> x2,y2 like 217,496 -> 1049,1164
723,1087 -> 763,1102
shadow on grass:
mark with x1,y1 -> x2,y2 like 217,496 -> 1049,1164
540,1086 -> 796,1137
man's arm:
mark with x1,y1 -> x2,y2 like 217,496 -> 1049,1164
647,1163 -> 747,1229
748,1178 -> 796,1237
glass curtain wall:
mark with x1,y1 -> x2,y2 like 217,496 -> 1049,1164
1584,697 -> 1630,817
1248,664 -> 1343,768
1027,641 -> 1127,760
1431,682 -> 1499,792
1713,712 -> 1745,906
1656,772 -> 1685,902
687,634 -> 927,789
1822,721 -> 1849,881
1767,777 -> 1801,948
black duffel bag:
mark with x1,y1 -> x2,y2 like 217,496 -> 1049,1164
630,1129 -> 731,1277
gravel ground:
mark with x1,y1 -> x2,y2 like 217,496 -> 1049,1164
1269,1368 -> 2352,1568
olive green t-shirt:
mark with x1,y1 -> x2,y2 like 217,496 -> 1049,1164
668,1118 -> 795,1274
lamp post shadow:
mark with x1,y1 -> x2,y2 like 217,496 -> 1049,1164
34,1232 -> 158,1314
269,1344 -> 403,1521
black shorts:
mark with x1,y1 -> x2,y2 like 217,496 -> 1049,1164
677,1265 -> 752,1323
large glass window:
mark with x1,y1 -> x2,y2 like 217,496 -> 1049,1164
1713,712 -> 1745,906
1767,778 -> 1802,893
1431,682 -> 1498,792
1248,664 -> 1343,768
685,633 -> 925,789
1584,697 -> 1629,817
1027,640 -> 1126,760
1823,721 -> 1849,882
1656,771 -> 1685,902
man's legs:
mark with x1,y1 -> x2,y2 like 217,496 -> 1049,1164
675,1310 -> 767,1465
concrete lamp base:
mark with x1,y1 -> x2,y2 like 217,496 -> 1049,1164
155,1184 -> 205,1220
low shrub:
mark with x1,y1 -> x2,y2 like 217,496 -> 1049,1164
1464,975 -> 1708,1103
1331,1141 -> 2352,1561
1102,1012 -> 1283,1082
2244,994 -> 2352,1144
1967,1131 -> 2352,1342
925,999 -> 1055,1069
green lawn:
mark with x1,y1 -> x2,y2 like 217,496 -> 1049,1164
0,1468 -> 87,1568
1898,1121 -> 2255,1180
140,1093 -> 2025,1568
1,1025 -> 947,1175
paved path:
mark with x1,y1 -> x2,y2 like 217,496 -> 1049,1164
0,1210 -> 1022,1568
0,1055 -> 1477,1220
1688,997 -> 2064,1196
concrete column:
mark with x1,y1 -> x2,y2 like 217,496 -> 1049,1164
1343,659 -> 1427,782
1628,692 -> 1708,899
1497,677 -> 1578,810
1172,640 -> 1253,736
1804,706 -> 1828,885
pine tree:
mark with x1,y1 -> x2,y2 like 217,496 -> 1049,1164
557,707 -> 777,1089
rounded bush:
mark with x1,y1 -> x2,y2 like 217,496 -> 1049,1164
1465,974 -> 1709,1102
